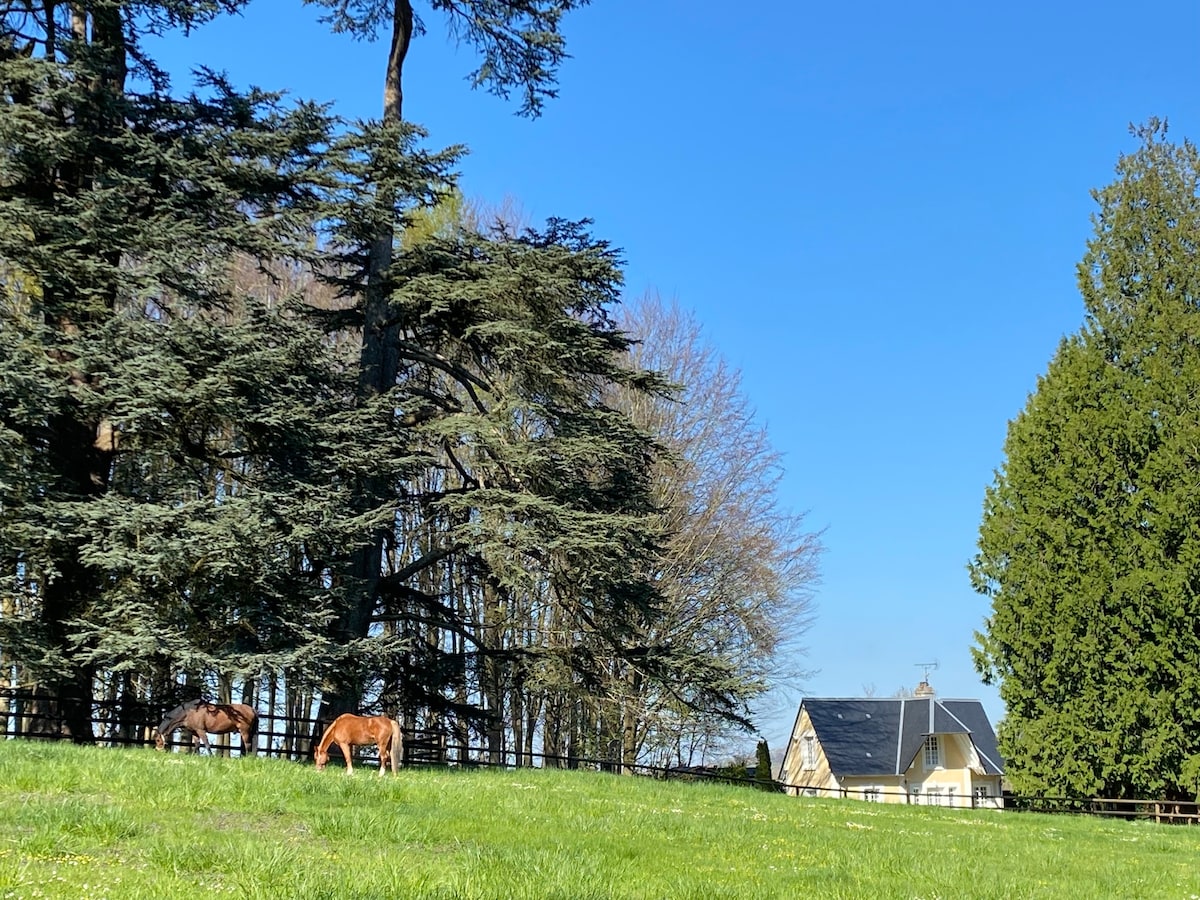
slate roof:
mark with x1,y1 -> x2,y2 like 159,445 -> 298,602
798,697 -> 1003,777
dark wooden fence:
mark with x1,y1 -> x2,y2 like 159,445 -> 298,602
4,688 -> 1199,824
1001,793 -> 1200,824
0,687 -> 446,765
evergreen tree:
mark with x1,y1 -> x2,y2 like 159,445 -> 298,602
1,0 -> 732,761
971,122 -> 1200,799
755,738 -> 775,791
0,2 -> 359,732
318,208 -> 672,753
301,0 -> 595,722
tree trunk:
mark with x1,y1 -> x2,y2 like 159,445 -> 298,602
524,693 -> 539,767
482,584 -> 506,765
26,0 -> 127,747
622,669 -> 643,773
544,692 -> 563,768
320,0 -> 414,725
510,686 -> 523,767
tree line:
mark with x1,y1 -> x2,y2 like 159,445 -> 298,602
0,0 -> 819,768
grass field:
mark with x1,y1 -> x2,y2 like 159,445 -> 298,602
2,741 -> 1199,899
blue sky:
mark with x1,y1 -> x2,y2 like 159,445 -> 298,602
151,0 -> 1199,757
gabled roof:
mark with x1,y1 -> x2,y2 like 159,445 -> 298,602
797,697 -> 1003,777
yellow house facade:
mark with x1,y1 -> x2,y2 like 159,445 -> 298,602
779,683 -> 1004,808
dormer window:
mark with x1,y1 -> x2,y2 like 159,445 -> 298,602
923,735 -> 941,769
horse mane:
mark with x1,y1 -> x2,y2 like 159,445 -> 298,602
155,698 -> 215,738
314,722 -> 336,757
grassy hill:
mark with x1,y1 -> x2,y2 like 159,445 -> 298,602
2,741 -> 1199,898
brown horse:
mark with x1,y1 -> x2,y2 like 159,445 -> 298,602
154,699 -> 257,755
314,714 -> 402,775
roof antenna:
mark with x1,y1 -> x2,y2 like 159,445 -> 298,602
914,661 -> 938,697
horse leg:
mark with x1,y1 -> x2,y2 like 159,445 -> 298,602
338,741 -> 353,773
389,720 -> 402,775
377,741 -> 386,776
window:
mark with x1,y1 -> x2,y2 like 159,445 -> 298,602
925,786 -> 943,806
804,788 -> 819,798
801,733 -> 817,770
862,786 -> 882,803
923,735 -> 941,769
947,786 -> 957,807
974,785 -> 991,804
909,786 -> 921,805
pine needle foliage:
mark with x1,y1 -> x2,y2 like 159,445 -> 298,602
0,7 -> 359,720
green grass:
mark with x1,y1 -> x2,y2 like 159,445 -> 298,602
1,742 -> 1199,898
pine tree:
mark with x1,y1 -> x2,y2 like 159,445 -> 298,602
972,122 -> 1200,799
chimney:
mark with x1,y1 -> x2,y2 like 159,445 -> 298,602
914,678 -> 935,697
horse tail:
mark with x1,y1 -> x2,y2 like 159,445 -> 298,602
242,706 -> 259,756
389,719 -> 402,774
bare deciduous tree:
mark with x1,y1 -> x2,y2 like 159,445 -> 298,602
610,292 -> 822,766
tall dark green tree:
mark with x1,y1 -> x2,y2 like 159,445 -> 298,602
0,0 -> 371,733
317,208 -> 673,755
1,0 -> 731,763
300,0 -> 598,723
971,122 -> 1200,800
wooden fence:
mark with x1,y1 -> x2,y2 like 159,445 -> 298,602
4,688 -> 1199,824
0,687 -> 446,765
1001,793 -> 1200,825
772,779 -> 1200,824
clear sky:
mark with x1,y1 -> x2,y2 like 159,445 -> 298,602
150,0 -> 1199,758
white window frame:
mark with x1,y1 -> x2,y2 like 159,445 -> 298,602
861,786 -> 882,803
947,786 -> 957,807
909,786 -> 921,805
923,735 -> 941,770
925,785 -> 944,806
801,733 -> 817,770
973,785 -> 991,804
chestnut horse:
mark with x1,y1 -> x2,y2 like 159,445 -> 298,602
314,713 -> 402,775
154,699 -> 257,755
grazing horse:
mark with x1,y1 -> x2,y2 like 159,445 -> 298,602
314,714 -> 402,775
154,699 -> 257,755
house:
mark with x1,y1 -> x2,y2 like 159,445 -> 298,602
779,680 -> 1004,808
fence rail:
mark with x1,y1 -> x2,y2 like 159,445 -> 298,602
0,687 -> 446,765
1002,794 -> 1200,824
3,689 -> 1198,824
